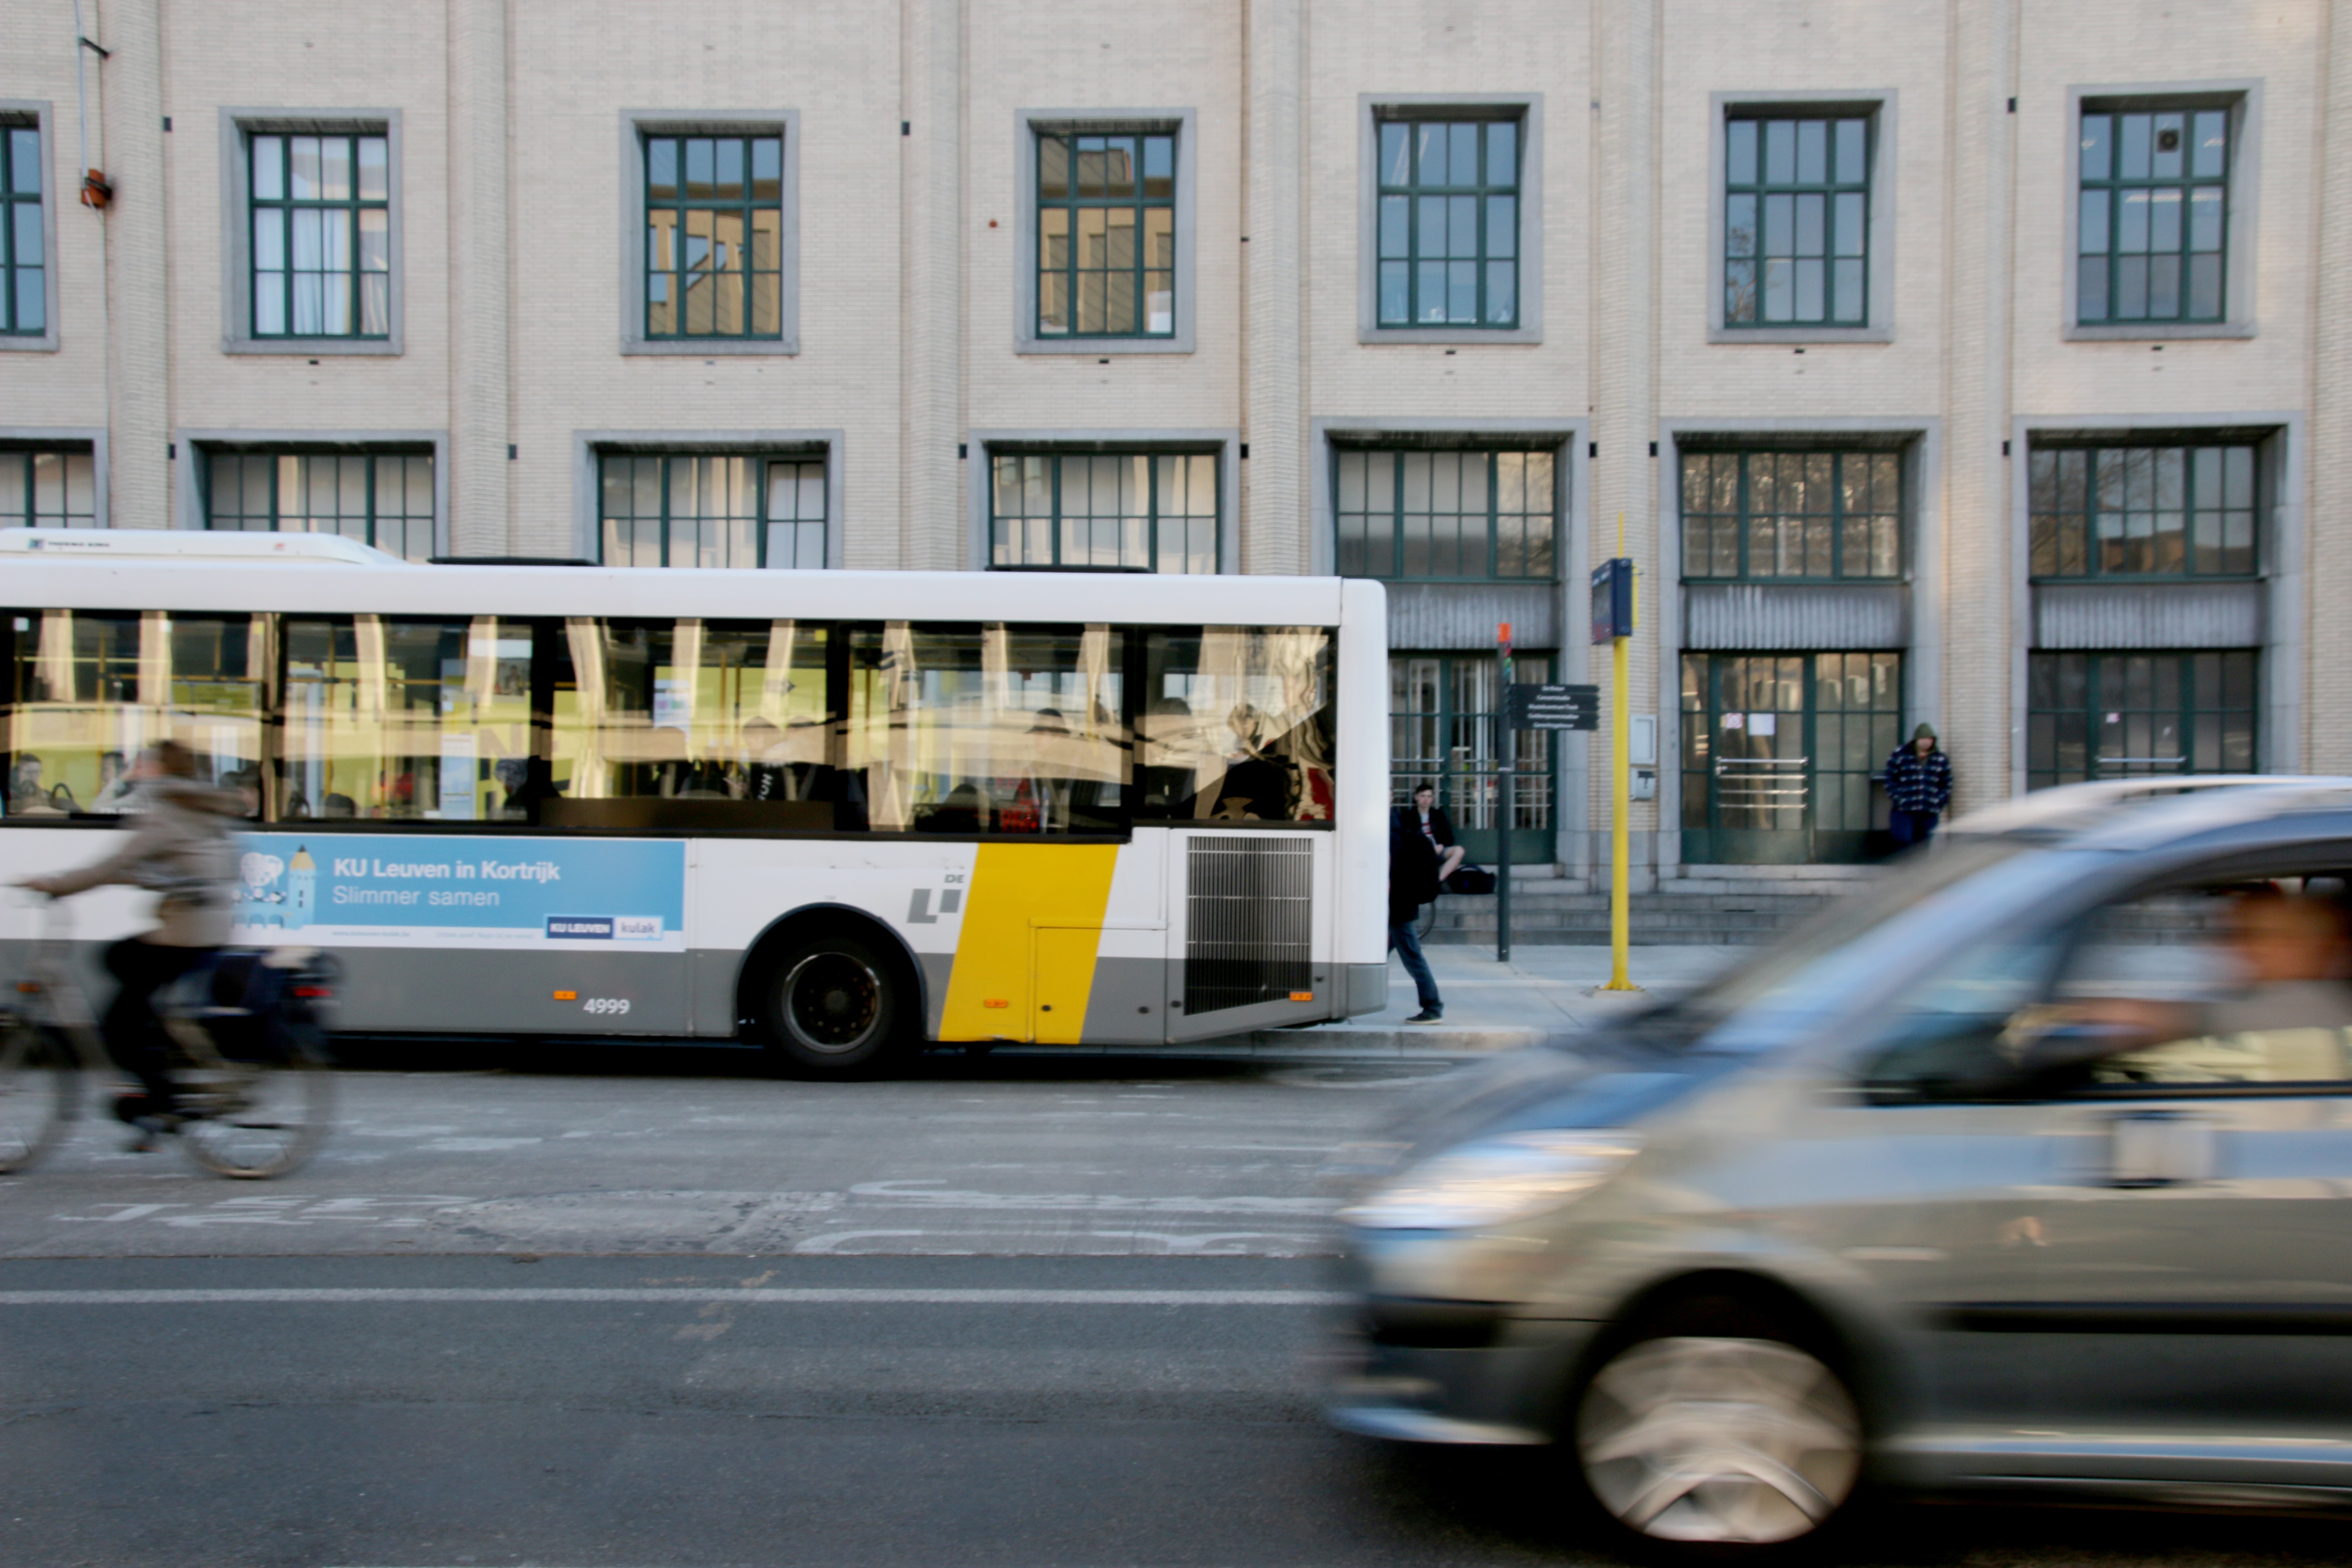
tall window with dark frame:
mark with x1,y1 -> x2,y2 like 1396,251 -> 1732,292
1335,449 -> 1555,581
1035,131 -> 1175,338
1374,118 -> 1520,328
2078,104 -> 2229,325
249,133 -> 390,338
0,448 -> 93,527
1723,112 -> 1870,327
206,451 -> 435,562
1679,450 -> 1900,580
642,134 -> 784,340
2028,443 -> 2257,578
600,454 -> 825,570
2029,651 -> 2257,789
1,120 -> 43,336
990,453 -> 1216,573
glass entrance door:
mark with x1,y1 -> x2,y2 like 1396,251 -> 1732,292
1391,653 -> 1557,867
1680,652 -> 1900,864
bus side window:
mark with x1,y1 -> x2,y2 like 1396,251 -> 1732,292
542,618 -> 837,832
4,610 -> 268,820
844,622 -> 1129,836
1136,627 -> 1334,824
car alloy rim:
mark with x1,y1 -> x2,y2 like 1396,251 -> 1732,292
1577,1335 -> 1861,1545
783,953 -> 882,1053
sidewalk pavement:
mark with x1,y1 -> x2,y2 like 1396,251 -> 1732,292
1144,944 -> 1750,1062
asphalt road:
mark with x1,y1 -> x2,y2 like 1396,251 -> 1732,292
3,1045 -> 2351,1567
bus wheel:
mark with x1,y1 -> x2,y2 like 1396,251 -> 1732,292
762,936 -> 906,1076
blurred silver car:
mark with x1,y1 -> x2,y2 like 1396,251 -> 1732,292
1329,779 -> 2352,1553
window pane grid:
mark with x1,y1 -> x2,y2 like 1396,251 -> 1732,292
2028,442 -> 2256,579
1374,118 -> 1520,328
597,453 -> 825,570
643,134 -> 785,340
201,451 -> 433,561
1036,132 -> 1176,338
2078,106 -> 2229,325
1389,653 -> 1552,832
1,121 -> 43,335
249,132 -> 390,339
1335,449 -> 1556,582
0,449 -> 96,527
1724,113 -> 1870,326
1678,449 -> 1901,580
987,453 -> 1217,572
2028,651 -> 2258,790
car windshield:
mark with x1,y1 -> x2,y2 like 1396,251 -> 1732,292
1575,836 -> 2039,1048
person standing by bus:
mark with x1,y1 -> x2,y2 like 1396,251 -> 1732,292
1388,804 -> 1444,1023
1884,723 -> 1953,849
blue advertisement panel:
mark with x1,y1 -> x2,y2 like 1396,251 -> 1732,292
231,835 -> 687,951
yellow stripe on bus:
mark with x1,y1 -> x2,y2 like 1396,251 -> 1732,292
938,842 -> 1121,1044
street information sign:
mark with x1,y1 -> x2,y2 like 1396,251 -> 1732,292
1505,682 -> 1600,732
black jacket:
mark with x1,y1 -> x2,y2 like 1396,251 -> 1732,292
1389,807 -> 1443,925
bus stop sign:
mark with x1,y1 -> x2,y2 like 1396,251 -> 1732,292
1591,557 -> 1635,643
1506,682 -> 1600,731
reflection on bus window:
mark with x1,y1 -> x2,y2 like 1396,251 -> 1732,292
280,616 -> 531,821
846,623 -> 1127,835
549,619 -> 833,827
3,610 -> 267,818
1137,627 -> 1333,822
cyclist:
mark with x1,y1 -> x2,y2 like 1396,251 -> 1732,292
13,740 -> 244,1140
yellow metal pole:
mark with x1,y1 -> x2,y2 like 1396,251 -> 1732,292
1604,628 -> 1636,989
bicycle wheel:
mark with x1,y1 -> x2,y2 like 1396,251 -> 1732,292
0,1019 -> 77,1175
176,1028 -> 336,1179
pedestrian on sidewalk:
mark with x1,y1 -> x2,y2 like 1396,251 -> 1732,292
1884,722 -> 1953,849
1388,801 -> 1444,1022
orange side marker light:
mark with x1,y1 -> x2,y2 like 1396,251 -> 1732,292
982,998 -> 1009,1009
553,990 -> 578,1001
1289,991 -> 1314,1002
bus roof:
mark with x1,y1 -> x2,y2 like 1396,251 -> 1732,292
0,530 -> 1369,626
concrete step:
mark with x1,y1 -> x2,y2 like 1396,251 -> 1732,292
1422,889 -> 1842,945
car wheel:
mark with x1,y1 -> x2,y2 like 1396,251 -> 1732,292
762,935 -> 908,1077
1574,1319 -> 1863,1552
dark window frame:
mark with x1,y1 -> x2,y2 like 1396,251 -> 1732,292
1333,446 -> 1560,583
2075,95 -> 2237,329
200,446 -> 438,562
0,113 -> 48,340
1721,108 -> 1875,330
1677,448 -> 1905,583
246,129 -> 393,341
595,450 -> 828,571
2027,649 -> 2260,790
1371,113 -> 1525,331
986,450 -> 1221,573
1031,128 -> 1179,341
2027,439 -> 2262,581
638,130 -> 787,343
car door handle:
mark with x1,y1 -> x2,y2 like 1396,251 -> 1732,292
2105,1110 -> 2217,1188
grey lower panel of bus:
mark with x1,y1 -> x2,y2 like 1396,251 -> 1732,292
0,941 -> 1390,1047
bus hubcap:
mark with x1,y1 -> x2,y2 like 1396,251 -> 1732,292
783,953 -> 882,1053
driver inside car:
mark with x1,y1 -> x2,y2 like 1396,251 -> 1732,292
2019,886 -> 2352,1085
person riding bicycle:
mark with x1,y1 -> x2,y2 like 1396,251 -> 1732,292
13,741 -> 244,1136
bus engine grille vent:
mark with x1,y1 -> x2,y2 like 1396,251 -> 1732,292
1184,836 -> 1314,1016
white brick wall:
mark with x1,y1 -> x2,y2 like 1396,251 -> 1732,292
1,0 -> 2339,814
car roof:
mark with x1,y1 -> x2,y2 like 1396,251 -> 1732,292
1949,777 -> 2352,856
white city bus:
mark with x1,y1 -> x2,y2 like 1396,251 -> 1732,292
0,529 -> 1388,1073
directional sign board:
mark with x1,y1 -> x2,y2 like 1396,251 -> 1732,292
1505,682 -> 1600,731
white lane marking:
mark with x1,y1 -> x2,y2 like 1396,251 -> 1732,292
847,1180 -> 1337,1216
0,1288 -> 1347,1306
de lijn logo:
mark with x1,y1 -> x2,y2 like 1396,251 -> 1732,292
239,846 -> 317,930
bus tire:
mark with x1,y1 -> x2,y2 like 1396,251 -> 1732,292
758,934 -> 910,1077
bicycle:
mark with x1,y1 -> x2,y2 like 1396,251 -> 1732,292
0,898 -> 339,1178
